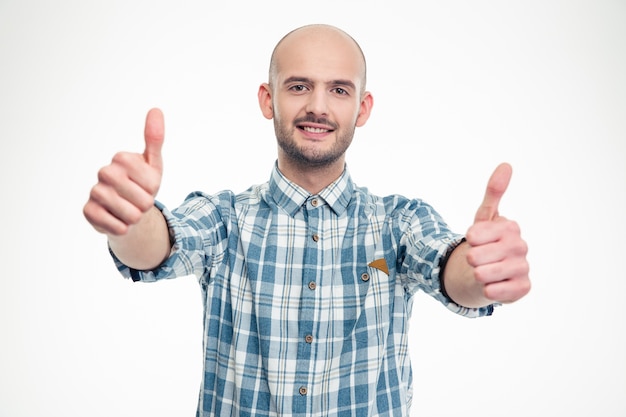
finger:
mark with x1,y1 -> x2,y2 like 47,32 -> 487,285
474,162 -> 513,223
466,241 -> 507,267
466,220 -> 527,268
143,108 -> 164,171
83,199 -> 131,236
483,276 -> 531,303
98,156 -> 157,205
105,172 -> 155,213
473,258 -> 530,285
88,182 -> 146,227
465,217 -> 519,246
106,153 -> 162,200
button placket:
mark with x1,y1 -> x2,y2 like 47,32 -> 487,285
296,195 -> 322,405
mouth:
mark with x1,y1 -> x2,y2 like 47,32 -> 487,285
296,117 -> 337,137
299,125 -> 334,134
294,116 -> 338,139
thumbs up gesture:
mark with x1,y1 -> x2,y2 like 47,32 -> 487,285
464,163 -> 531,304
442,163 -> 530,308
83,108 -> 165,236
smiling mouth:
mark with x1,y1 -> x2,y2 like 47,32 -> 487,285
295,116 -> 338,134
300,126 -> 333,133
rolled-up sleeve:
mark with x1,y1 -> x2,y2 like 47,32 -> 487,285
396,198 -> 495,318
112,191 -> 232,284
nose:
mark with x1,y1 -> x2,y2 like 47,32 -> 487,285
305,89 -> 329,116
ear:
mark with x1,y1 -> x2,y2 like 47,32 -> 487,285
258,83 -> 274,120
355,91 -> 373,127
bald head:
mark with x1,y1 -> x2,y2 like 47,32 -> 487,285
268,24 -> 367,94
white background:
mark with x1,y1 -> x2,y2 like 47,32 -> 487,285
1,1 -> 625,416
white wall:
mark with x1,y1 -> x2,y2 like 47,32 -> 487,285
1,1 -> 624,416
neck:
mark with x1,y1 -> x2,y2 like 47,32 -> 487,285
277,155 -> 345,195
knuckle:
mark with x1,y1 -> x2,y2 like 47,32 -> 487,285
144,181 -> 161,197
520,278 -> 532,295
136,196 -> 155,213
89,183 -> 112,205
82,202 -> 96,222
96,166 -> 111,183
505,220 -> 520,234
88,183 -> 105,202
109,226 -> 129,236
466,250 -> 478,267
518,261 -> 530,277
473,266 -> 488,283
519,240 -> 529,256
509,276 -> 531,300
482,287 -> 492,301
465,227 -> 478,244
125,208 -> 144,225
112,151 -> 132,165
511,238 -> 528,257
97,163 -> 122,185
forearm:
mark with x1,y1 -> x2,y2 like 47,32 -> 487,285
108,206 -> 172,271
441,241 -> 492,309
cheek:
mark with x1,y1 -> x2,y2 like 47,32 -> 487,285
345,107 -> 362,126
272,104 -> 291,125
341,99 -> 363,121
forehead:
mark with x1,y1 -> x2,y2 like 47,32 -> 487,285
273,28 -> 364,85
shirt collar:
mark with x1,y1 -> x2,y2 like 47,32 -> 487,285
268,162 -> 354,217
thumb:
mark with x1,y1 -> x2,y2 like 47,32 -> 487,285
143,108 -> 164,171
474,162 -> 513,223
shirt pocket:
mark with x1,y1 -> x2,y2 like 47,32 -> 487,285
344,253 -> 394,345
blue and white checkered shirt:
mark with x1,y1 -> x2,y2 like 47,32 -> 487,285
115,164 -> 493,416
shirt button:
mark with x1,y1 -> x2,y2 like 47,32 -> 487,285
361,273 -> 370,282
312,234 -> 319,242
299,386 -> 308,396
311,199 -> 318,207
308,281 -> 317,290
305,335 -> 313,343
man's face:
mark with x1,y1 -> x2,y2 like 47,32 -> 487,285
263,29 -> 371,169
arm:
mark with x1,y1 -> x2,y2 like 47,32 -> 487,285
441,163 -> 531,308
83,108 -> 172,270
107,205 -> 171,270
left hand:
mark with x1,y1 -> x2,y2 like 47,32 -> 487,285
466,163 -> 531,303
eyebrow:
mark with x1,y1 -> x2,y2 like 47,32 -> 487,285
283,76 -> 356,91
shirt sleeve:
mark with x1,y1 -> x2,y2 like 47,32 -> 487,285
111,191 -> 232,284
395,198 -> 496,318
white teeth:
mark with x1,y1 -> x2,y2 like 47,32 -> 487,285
303,127 -> 329,133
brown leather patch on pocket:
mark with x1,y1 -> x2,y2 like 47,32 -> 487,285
367,258 -> 389,275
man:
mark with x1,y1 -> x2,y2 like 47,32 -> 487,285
84,24 -> 530,416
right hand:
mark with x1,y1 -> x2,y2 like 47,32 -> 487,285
83,108 -> 165,236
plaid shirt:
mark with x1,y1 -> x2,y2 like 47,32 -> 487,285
115,164 -> 493,416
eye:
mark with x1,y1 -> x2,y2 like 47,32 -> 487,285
333,87 -> 349,96
289,84 -> 308,93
